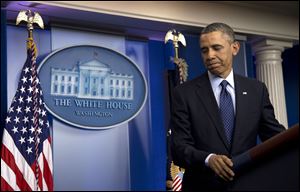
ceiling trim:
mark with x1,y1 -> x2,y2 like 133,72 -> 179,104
7,1 -> 299,41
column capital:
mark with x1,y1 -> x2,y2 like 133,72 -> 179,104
252,38 -> 293,54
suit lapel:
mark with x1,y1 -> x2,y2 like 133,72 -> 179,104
232,75 -> 248,152
195,73 -> 231,151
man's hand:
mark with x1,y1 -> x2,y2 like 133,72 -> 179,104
208,154 -> 235,181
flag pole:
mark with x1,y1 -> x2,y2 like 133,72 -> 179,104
16,9 -> 44,191
165,29 -> 188,190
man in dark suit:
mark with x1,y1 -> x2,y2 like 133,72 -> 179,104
170,22 -> 285,191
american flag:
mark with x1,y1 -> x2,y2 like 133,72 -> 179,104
172,171 -> 183,191
1,39 -> 53,191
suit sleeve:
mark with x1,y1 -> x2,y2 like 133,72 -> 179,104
258,83 -> 286,141
170,87 -> 210,169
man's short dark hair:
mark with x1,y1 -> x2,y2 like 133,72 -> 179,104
201,22 -> 235,43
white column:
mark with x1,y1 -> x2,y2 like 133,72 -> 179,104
253,39 -> 293,129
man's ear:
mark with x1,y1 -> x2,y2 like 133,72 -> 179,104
232,41 -> 240,56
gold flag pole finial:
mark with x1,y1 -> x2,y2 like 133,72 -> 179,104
16,10 -> 44,55
164,29 -> 188,84
16,10 -> 44,38
164,29 -> 186,59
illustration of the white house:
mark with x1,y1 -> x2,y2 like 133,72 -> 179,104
50,59 -> 134,100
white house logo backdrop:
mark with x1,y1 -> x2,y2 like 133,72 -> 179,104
37,45 -> 147,129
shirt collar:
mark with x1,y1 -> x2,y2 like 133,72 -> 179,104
208,70 -> 235,89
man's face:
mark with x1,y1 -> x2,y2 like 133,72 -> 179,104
200,31 -> 240,78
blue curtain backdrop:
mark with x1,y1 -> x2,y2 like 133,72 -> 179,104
282,45 -> 299,127
1,10 -> 7,142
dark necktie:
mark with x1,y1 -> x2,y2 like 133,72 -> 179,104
219,80 -> 235,145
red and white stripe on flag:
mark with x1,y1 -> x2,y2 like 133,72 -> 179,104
1,130 -> 53,191
172,172 -> 183,191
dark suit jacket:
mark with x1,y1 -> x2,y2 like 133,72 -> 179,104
170,72 -> 285,191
